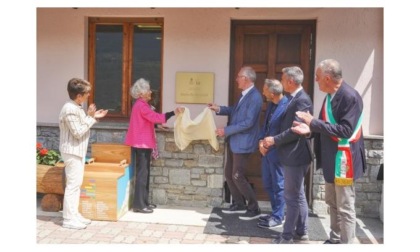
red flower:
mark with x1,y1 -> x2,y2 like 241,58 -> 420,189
36,143 -> 61,165
39,148 -> 49,156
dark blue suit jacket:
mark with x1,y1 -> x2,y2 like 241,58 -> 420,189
259,97 -> 289,159
311,82 -> 366,183
218,86 -> 263,153
273,89 -> 314,166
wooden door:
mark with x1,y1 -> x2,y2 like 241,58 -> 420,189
229,20 -> 316,202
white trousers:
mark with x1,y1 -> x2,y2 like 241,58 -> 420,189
62,153 -> 85,221
325,182 -> 356,244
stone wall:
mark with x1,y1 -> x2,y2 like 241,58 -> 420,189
37,123 -> 226,208
311,136 -> 384,218
150,130 -> 225,207
37,123 -> 384,217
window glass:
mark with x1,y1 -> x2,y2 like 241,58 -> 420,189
132,25 -> 162,111
94,25 -> 123,112
88,18 -> 163,119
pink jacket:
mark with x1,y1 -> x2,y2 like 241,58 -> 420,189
125,99 -> 166,149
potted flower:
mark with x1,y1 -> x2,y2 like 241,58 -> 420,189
36,142 -> 61,166
36,142 -> 64,212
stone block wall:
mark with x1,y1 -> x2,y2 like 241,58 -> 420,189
149,130 -> 225,207
37,123 -> 384,217
37,123 -> 226,208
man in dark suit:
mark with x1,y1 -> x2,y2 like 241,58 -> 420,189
209,66 -> 263,219
263,66 -> 313,243
256,79 -> 289,228
292,59 -> 366,244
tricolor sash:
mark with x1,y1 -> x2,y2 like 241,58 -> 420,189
322,94 -> 363,186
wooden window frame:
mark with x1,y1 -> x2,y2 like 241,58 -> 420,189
88,17 -> 164,121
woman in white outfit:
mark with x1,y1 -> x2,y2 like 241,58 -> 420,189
59,78 -> 108,229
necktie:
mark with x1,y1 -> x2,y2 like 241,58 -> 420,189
238,93 -> 244,104
284,94 -> 293,110
286,94 -> 293,102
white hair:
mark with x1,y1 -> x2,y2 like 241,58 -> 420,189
318,59 -> 343,82
130,78 -> 150,99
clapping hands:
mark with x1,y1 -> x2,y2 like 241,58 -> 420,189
88,104 -> 108,119
291,111 -> 312,136
291,121 -> 311,135
94,109 -> 108,119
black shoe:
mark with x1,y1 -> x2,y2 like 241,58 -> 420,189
272,235 -> 293,244
258,214 -> 271,222
133,208 -> 154,213
293,233 -> 309,241
323,239 -> 340,244
239,207 -> 261,220
221,204 -> 247,214
147,204 -> 157,209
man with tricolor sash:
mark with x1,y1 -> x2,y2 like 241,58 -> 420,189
292,59 -> 366,244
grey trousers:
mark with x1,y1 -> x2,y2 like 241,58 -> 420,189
325,182 -> 356,244
281,164 -> 309,240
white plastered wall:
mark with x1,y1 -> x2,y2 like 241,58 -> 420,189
37,7 -> 383,136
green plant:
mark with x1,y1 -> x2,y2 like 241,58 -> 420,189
37,142 -> 61,166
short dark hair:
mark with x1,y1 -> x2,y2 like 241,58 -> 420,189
67,78 -> 91,100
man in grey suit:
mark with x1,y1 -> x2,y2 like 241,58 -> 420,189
292,59 -> 366,244
209,66 -> 263,219
263,66 -> 313,243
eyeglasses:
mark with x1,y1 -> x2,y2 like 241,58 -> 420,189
236,75 -> 247,79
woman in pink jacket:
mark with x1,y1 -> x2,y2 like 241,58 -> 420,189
125,78 -> 183,213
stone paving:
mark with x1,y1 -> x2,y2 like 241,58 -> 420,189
36,213 -> 383,245
36,215 -> 321,244
36,194 -> 383,245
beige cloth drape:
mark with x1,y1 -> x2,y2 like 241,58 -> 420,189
174,107 -> 219,151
